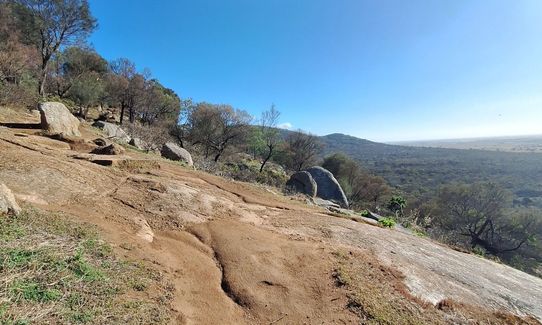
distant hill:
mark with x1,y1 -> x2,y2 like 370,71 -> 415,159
318,133 -> 542,205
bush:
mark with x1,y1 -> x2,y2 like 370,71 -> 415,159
378,217 -> 396,228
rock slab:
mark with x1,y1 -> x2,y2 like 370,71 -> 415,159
0,183 -> 21,216
306,166 -> 349,208
91,143 -> 126,155
92,121 -> 130,143
286,171 -> 317,197
39,102 -> 81,137
161,142 -> 193,166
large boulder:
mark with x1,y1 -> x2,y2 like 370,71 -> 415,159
39,102 -> 81,137
306,166 -> 349,208
0,183 -> 21,216
92,121 -> 130,143
161,142 -> 193,166
286,171 -> 317,197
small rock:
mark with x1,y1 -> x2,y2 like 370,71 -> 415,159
135,217 -> 154,243
129,137 -> 145,150
93,138 -> 107,146
91,143 -> 125,155
312,197 -> 340,209
39,102 -> 81,138
92,121 -> 130,143
0,183 -> 21,216
161,142 -> 193,166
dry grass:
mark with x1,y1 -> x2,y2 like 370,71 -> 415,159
0,208 -> 174,324
332,249 -> 540,325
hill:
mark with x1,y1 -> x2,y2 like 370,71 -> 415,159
1,108 -> 542,323
319,133 -> 542,205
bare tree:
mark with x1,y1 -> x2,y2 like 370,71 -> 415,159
286,131 -> 322,171
106,58 -> 135,124
0,2 -> 39,85
187,103 -> 252,162
16,0 -> 97,97
435,182 -> 538,255
169,98 -> 195,148
259,104 -> 281,172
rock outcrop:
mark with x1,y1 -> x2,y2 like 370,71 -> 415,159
306,166 -> 349,208
286,171 -> 317,197
93,138 -> 107,146
0,183 -> 21,216
129,137 -> 145,150
91,143 -> 126,155
39,102 -> 81,137
92,121 -> 130,143
161,142 -> 193,166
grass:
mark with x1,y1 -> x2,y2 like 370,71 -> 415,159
0,208 -> 174,324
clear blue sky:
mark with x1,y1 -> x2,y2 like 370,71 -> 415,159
88,0 -> 542,142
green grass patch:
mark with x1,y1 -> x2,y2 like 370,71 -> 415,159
0,208 -> 173,324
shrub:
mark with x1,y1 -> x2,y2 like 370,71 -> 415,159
378,217 -> 396,228
359,210 -> 370,218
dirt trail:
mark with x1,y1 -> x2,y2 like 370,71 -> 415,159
1,119 -> 542,324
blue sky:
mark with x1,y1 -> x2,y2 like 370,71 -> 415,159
88,0 -> 542,142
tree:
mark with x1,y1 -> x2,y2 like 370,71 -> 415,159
46,46 -> 107,99
0,2 -> 40,104
259,104 -> 281,172
107,58 -> 135,124
15,0 -> 97,97
187,103 -> 252,162
285,131 -> 321,171
246,127 -> 265,160
388,195 -> 407,218
169,98 -> 195,148
0,25 -> 38,85
138,80 -> 181,126
67,71 -> 103,118
434,182 -> 539,256
322,153 -> 391,210
126,73 -> 147,123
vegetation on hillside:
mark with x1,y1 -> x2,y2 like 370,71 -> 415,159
0,208 -> 174,324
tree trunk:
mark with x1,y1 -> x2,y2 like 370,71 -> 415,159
39,63 -> 47,98
214,151 -> 222,162
129,107 -> 135,123
259,146 -> 273,173
119,103 -> 126,125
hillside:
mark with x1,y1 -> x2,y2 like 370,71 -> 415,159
320,133 -> 542,204
1,108 -> 542,324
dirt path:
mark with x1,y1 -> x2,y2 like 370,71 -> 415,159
1,121 -> 542,324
